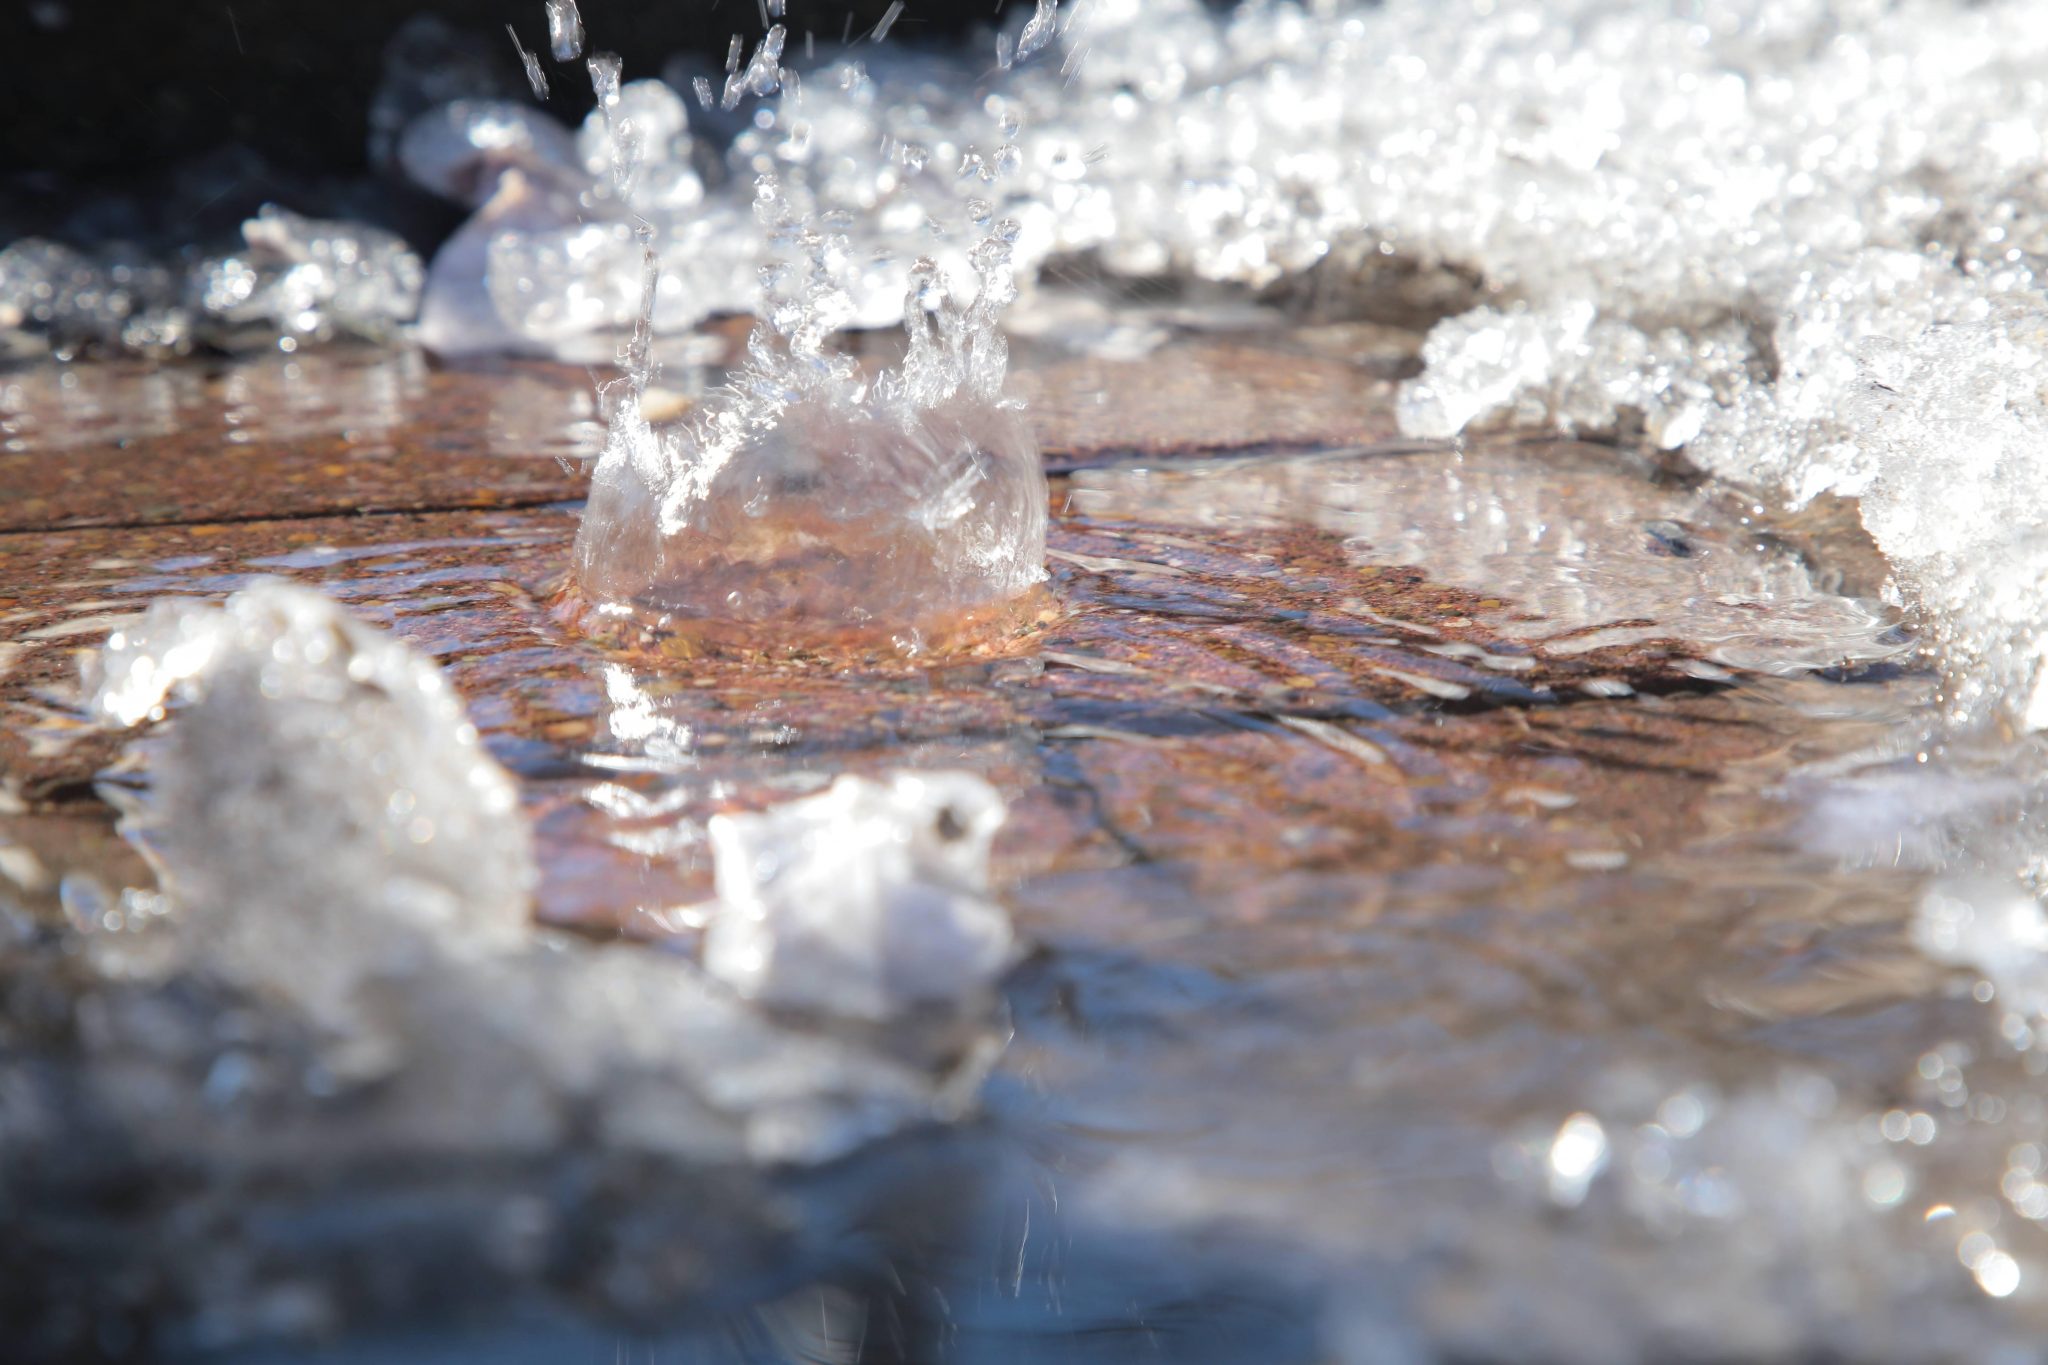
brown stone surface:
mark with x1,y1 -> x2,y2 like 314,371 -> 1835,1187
0,338 -> 1919,954
1,328 -> 1412,534
0,350 -> 600,532
1014,335 -> 1406,469
0,444 -> 1905,956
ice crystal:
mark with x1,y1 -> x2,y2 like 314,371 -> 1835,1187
545,0 -> 584,63
507,24 -> 549,101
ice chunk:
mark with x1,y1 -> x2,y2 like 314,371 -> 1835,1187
721,24 -> 786,110
507,25 -> 549,101
703,773 -> 1014,1020
84,581 -> 534,1040
2,208 -> 422,360
192,205 -> 423,347
1014,0 -> 1059,64
76,584 -> 1002,1165
0,238 -> 188,360
0,239 -> 91,358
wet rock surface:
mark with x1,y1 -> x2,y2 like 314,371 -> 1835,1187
0,349 -> 597,529
3,326 -> 2029,1362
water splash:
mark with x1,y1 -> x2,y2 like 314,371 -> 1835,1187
573,234 -> 1045,641
567,39 -> 1049,646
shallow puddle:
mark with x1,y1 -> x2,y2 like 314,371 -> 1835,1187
2,341 -> 2043,1362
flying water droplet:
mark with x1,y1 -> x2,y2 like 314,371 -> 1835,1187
871,1 -> 905,43
506,26 -> 549,100
1015,0 -> 1059,63
543,0 -> 583,62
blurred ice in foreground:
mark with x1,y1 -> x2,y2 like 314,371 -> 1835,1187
80,582 -> 1006,1162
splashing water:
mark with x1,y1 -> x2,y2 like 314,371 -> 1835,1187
571,226 -> 1046,643
395,0 -> 2048,740
565,36 -> 1049,647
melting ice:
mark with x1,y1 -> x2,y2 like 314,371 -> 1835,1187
78,582 -> 1003,1162
86,580 -> 533,1041
705,772 -> 1015,1020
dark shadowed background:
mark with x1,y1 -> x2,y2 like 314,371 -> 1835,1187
0,1 -> 997,247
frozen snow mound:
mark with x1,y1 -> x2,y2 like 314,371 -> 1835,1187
1,207 -> 422,359
705,772 -> 1016,1021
